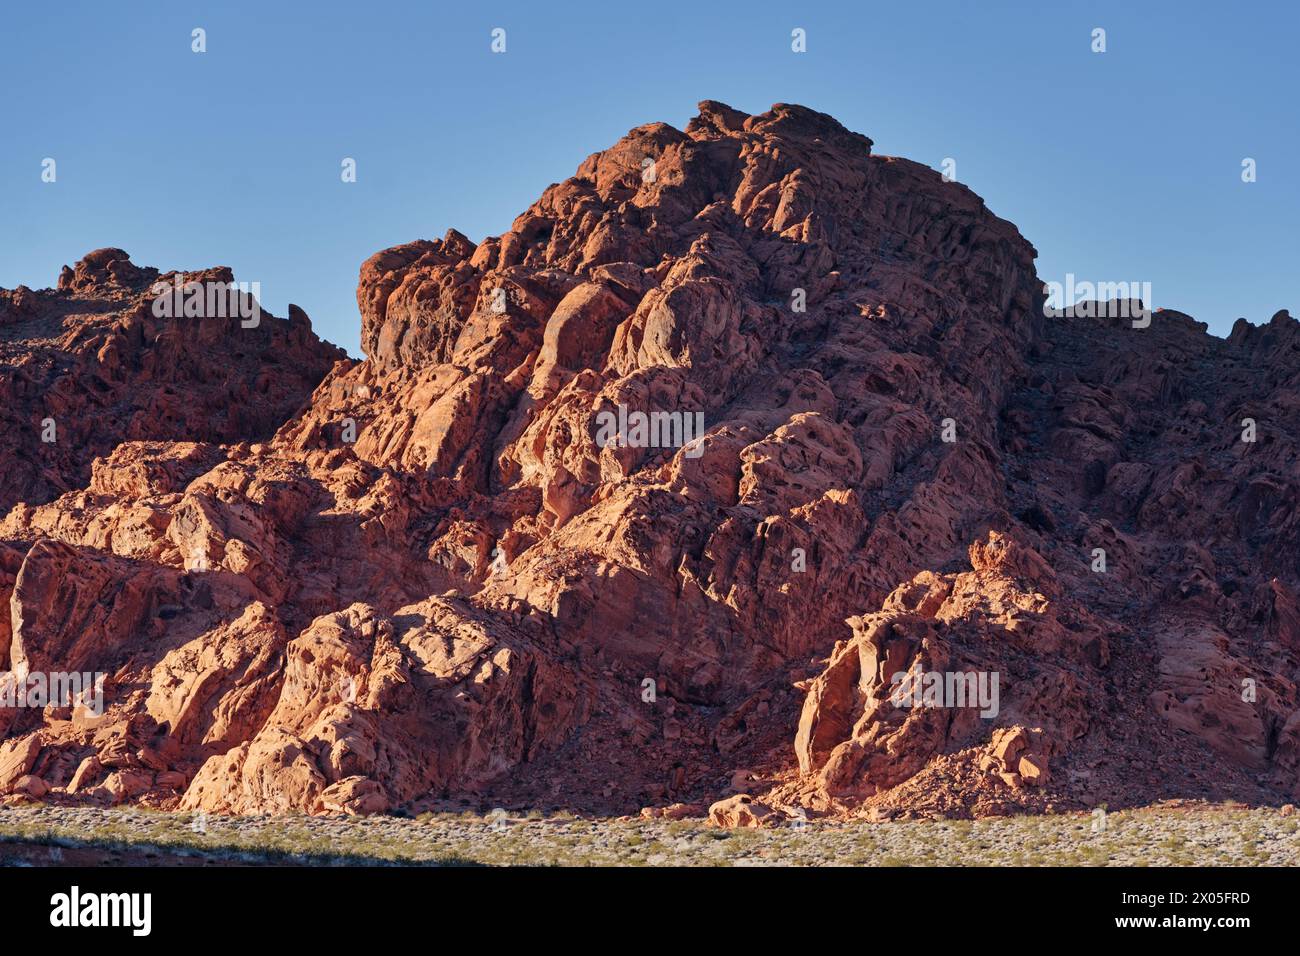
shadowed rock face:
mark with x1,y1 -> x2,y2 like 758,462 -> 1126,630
1,102 -> 1297,820
0,249 -> 346,512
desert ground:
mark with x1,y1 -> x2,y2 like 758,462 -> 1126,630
1,803 -> 1295,867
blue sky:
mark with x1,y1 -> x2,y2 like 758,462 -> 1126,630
2,0 -> 1295,356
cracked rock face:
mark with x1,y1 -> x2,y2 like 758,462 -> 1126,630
1,102 -> 1297,820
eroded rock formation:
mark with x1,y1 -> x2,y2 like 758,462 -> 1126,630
1,102 -> 1297,820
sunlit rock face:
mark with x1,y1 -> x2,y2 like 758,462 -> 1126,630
1,103 -> 1297,821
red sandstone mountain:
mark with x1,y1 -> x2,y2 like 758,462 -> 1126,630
1,102 -> 1297,820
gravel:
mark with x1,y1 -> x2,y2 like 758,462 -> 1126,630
1,803 -> 1295,866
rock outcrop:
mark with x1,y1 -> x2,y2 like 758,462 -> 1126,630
1,102 -> 1297,821
0,249 -> 344,512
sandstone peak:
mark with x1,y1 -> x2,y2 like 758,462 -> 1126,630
1,103 -> 1296,822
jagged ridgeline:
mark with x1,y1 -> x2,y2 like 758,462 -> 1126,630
1,102 -> 1297,820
